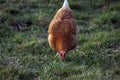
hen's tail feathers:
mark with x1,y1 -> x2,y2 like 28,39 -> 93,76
62,0 -> 70,9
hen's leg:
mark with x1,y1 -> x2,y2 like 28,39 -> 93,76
54,52 -> 59,57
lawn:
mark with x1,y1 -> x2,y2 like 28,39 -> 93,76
0,0 -> 120,80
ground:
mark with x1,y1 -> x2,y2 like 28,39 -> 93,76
0,0 -> 120,80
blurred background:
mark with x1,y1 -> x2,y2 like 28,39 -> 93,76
0,0 -> 120,80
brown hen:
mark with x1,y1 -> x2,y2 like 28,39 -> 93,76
48,0 -> 78,61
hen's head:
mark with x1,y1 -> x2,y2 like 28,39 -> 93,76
59,51 -> 66,61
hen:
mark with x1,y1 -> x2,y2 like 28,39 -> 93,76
48,0 -> 78,61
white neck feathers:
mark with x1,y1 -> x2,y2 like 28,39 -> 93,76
62,0 -> 70,9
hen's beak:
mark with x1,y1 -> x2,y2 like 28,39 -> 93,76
60,52 -> 66,61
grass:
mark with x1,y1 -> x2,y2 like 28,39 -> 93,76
0,0 -> 120,80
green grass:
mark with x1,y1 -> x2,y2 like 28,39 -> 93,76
0,0 -> 120,80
